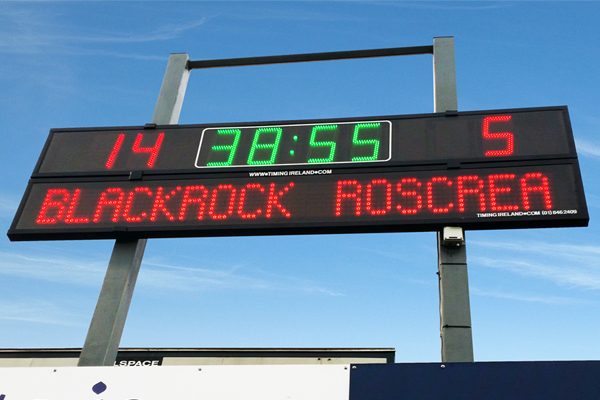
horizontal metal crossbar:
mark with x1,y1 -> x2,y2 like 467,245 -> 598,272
187,45 -> 434,70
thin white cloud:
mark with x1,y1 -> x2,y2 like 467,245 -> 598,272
371,1 -> 511,11
226,7 -> 363,22
0,4 -> 209,57
43,18 -> 209,44
575,138 -> 600,158
141,259 -> 271,291
0,195 -> 19,217
0,249 -> 343,296
474,256 -> 600,291
0,250 -> 106,285
0,44 -> 168,61
143,258 -> 345,296
584,193 -> 600,209
471,239 -> 600,291
57,48 -> 167,61
471,287 -> 593,305
0,299 -> 81,326
472,240 -> 600,259
301,286 -> 344,296
347,238 -> 432,262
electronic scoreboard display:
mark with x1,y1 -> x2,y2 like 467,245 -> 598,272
34,107 -> 574,176
8,106 -> 589,241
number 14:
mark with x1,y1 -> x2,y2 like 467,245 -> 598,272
105,132 -> 165,169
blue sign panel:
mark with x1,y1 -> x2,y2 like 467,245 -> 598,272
349,361 -> 600,400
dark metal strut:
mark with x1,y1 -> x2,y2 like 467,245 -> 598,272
187,46 -> 434,70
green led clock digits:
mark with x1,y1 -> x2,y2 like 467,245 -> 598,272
308,124 -> 338,163
351,122 -> 381,161
204,121 -> 386,167
207,129 -> 241,166
247,127 -> 283,165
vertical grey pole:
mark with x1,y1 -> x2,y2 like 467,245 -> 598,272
433,37 -> 474,362
78,54 -> 190,366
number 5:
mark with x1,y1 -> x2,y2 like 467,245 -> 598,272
482,115 -> 513,157
351,122 -> 381,161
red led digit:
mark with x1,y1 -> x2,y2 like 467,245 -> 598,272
105,133 -> 126,169
150,186 -> 181,222
427,177 -> 454,214
179,185 -> 209,221
482,115 -> 514,157
265,182 -> 294,218
36,188 -> 70,224
93,188 -> 125,223
396,178 -> 423,215
521,172 -> 553,210
457,175 -> 486,212
335,180 -> 362,217
123,187 -> 153,223
488,174 -> 519,211
365,179 -> 392,216
132,132 -> 165,168
64,189 -> 90,224
208,184 -> 237,220
238,183 -> 266,219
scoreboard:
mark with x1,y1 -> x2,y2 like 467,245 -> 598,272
34,108 -> 573,175
8,106 -> 589,241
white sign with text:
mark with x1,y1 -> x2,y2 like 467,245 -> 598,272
0,364 -> 350,400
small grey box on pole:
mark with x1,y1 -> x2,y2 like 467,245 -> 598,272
78,54 -> 190,366
433,37 -> 474,362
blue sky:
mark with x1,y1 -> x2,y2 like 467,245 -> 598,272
1,1 -> 599,363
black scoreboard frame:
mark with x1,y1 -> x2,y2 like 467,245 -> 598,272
8,106 -> 589,241
31,106 -> 577,178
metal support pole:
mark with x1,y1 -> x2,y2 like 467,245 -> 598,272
433,37 -> 474,362
78,54 -> 190,366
